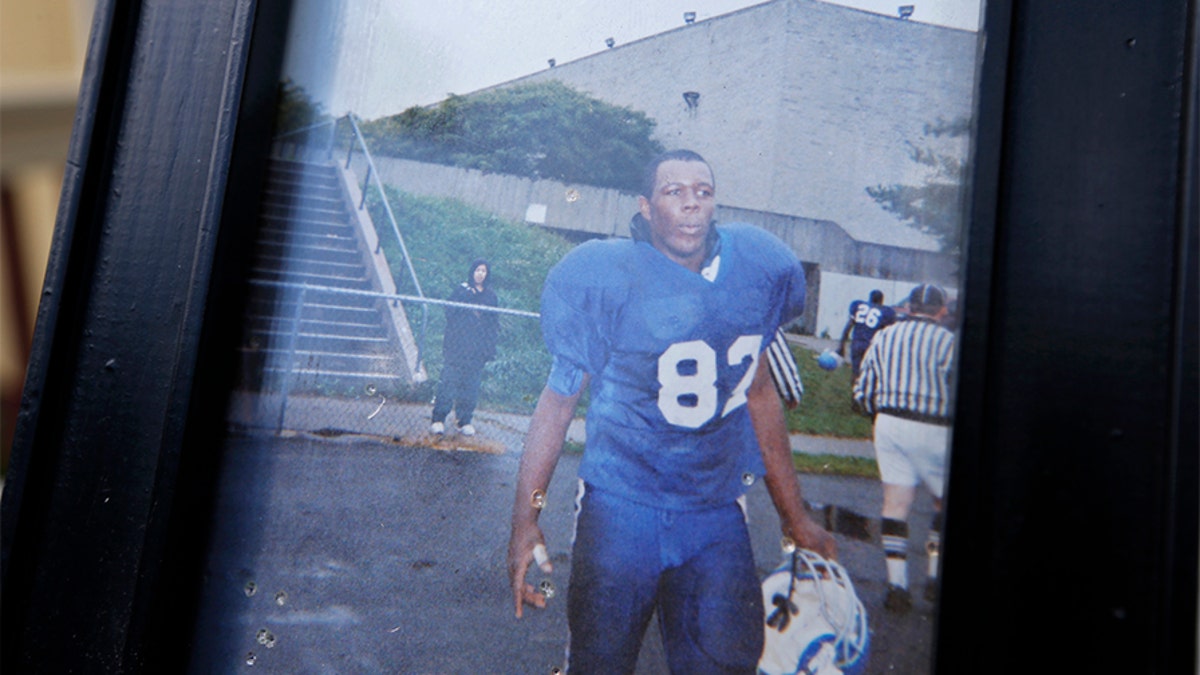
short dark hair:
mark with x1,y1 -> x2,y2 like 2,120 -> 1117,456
908,284 -> 947,315
640,149 -> 713,199
869,290 -> 884,304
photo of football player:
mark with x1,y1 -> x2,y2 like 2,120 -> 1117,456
837,290 -> 897,382
506,149 -> 836,673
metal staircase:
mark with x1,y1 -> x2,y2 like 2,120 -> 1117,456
242,157 -> 420,395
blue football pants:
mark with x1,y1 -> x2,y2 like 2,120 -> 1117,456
567,483 -> 763,674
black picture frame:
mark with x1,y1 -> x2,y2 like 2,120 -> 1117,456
1,0 -> 295,670
1,1 -> 1196,673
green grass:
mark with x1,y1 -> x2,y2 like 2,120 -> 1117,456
564,443 -> 876,477
792,453 -> 879,479
784,344 -> 873,439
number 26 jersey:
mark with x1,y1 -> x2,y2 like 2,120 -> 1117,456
540,223 -> 806,510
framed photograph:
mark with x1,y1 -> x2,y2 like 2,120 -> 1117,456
193,2 -> 991,672
2,0 -> 1194,673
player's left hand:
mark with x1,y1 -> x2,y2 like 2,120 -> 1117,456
787,513 -> 838,561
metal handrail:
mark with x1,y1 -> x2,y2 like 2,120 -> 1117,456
248,277 -> 535,429
336,113 -> 430,365
246,278 -> 539,319
342,113 -> 426,301
249,278 -> 539,434
274,117 -> 336,142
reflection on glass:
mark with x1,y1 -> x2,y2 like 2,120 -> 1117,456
190,1 -> 985,672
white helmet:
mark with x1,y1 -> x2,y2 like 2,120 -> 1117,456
758,549 -> 870,675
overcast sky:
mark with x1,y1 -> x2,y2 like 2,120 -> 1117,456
284,0 -> 984,120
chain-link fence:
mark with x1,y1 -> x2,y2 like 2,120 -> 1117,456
228,281 -> 551,451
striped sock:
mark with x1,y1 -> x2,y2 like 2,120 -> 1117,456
882,517 -> 909,588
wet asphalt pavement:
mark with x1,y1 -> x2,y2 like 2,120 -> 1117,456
187,431 -> 938,674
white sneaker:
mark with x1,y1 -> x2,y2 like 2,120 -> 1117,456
458,424 -> 476,437
430,422 -> 445,435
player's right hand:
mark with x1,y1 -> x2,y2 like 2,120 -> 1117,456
507,521 -> 553,618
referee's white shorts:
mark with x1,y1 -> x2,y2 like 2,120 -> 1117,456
872,413 -> 950,498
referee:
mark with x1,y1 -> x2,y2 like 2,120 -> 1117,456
853,283 -> 955,613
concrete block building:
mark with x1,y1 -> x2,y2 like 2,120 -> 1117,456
487,0 -> 979,254
391,0 -> 980,334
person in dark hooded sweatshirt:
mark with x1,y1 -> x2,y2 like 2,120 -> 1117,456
431,258 -> 499,436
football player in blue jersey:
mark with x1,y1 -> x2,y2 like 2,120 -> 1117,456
507,150 -> 835,674
837,289 -> 897,381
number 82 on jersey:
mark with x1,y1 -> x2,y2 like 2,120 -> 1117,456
656,335 -> 763,429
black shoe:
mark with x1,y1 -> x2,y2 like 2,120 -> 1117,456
884,584 -> 913,613
924,580 -> 939,603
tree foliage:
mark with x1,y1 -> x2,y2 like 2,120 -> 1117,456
360,81 -> 664,193
274,78 -> 330,135
866,117 -> 971,254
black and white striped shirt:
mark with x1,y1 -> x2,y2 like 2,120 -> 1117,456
853,316 -> 955,423
766,328 -> 803,407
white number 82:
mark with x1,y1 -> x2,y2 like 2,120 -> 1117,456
656,335 -> 763,428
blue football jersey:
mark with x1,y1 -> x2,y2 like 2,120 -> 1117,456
540,223 -> 806,510
847,300 -> 897,350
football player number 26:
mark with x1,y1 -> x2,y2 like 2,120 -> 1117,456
657,335 -> 763,428
855,304 -> 884,328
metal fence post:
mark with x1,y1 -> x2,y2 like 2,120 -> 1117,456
359,165 -> 373,210
276,285 -> 307,434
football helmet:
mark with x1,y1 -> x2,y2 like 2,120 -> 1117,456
759,549 -> 870,675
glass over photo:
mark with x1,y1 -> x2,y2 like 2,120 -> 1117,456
189,1 -> 986,672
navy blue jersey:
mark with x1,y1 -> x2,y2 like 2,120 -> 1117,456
540,224 -> 806,510
847,300 -> 897,351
